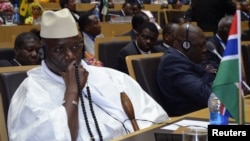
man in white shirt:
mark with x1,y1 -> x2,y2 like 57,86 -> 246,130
7,8 -> 169,141
78,12 -> 104,55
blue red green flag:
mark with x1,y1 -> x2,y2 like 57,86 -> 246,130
212,9 -> 245,125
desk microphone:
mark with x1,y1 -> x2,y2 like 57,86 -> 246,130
206,41 -> 222,59
206,42 -> 250,91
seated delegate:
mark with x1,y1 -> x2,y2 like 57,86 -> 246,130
7,8 -> 169,141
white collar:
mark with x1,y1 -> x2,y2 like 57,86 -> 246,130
13,59 -> 22,66
163,43 -> 171,48
135,41 -> 151,54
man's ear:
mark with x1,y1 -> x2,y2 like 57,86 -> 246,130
14,47 -> 18,52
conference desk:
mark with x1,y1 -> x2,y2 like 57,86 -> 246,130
0,23 -> 130,48
112,97 -> 250,141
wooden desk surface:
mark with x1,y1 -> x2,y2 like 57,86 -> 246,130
112,98 -> 250,141
0,65 -> 38,73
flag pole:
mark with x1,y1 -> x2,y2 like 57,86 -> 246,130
236,3 -> 243,125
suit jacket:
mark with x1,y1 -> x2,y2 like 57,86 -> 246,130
118,41 -> 163,74
157,47 -> 215,116
155,43 -> 171,53
241,11 -> 250,21
0,59 -> 20,67
203,35 -> 225,69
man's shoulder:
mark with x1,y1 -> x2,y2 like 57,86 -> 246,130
0,59 -> 13,67
163,48 -> 188,61
119,41 -> 135,52
152,44 -> 166,53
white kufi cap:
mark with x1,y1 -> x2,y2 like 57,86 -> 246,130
40,8 -> 78,38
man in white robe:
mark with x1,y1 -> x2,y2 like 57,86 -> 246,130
7,8 -> 169,141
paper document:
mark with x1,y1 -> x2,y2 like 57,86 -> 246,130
161,119 -> 209,131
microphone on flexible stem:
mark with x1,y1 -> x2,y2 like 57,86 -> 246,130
206,41 -> 222,59
206,42 -> 250,91
120,92 -> 140,131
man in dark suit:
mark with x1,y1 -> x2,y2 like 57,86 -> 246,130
59,0 -> 80,21
107,2 -> 133,21
118,22 -> 162,74
118,11 -> 149,40
156,22 -> 179,52
0,32 -> 41,67
240,0 -> 250,21
187,0 -> 235,32
157,23 -> 215,116
109,2 -> 133,16
203,16 -> 233,70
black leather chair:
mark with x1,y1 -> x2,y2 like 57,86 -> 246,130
0,48 -> 14,60
126,53 -> 168,113
0,71 -> 27,121
98,40 -> 130,69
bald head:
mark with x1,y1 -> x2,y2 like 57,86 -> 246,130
162,23 -> 180,46
173,23 -> 206,63
217,16 -> 233,42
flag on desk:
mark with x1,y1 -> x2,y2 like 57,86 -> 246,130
101,0 -> 109,15
212,9 -> 245,124
19,0 -> 29,17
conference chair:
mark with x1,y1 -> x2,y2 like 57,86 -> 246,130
95,38 -> 130,69
0,71 -> 27,122
0,66 -> 39,141
0,48 -> 14,60
94,36 -> 130,51
125,52 -> 168,112
0,70 -> 28,141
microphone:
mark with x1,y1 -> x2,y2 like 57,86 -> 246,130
120,92 -> 140,131
206,42 -> 250,91
206,41 -> 222,59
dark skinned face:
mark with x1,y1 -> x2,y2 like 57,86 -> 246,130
136,28 -> 158,52
43,35 -> 83,74
85,15 -> 101,36
15,39 -> 41,65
